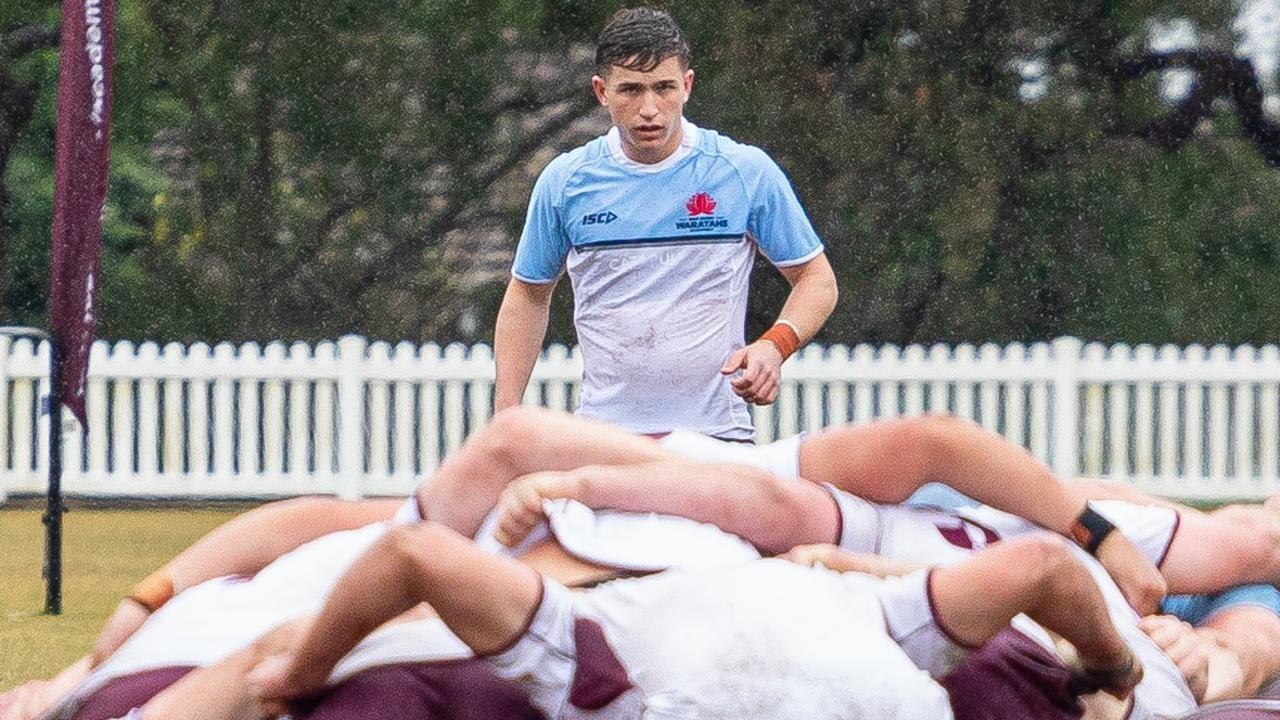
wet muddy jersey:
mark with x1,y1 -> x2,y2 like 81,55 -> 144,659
513,120 -> 822,439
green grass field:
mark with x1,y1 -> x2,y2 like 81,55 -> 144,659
0,507 -> 239,690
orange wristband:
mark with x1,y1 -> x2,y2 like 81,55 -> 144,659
759,323 -> 801,360
128,567 -> 175,612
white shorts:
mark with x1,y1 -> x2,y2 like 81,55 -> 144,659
491,561 -> 955,720
824,483 -> 1179,570
860,568 -> 971,678
658,430 -> 804,479
824,485 -> 997,564
958,500 -> 1180,568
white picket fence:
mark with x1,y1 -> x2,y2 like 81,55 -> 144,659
1,335 -> 1279,502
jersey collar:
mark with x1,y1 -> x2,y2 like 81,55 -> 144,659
606,118 -> 699,173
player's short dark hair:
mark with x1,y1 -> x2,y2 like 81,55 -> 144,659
595,7 -> 691,75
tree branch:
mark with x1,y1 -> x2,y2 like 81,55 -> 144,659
1,23 -> 60,59
1112,50 -> 1280,167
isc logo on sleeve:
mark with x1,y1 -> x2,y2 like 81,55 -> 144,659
582,211 -> 618,226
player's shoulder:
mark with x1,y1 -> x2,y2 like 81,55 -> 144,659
694,126 -> 778,172
535,136 -> 611,195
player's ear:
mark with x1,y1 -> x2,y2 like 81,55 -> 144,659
683,68 -> 694,97
591,75 -> 609,106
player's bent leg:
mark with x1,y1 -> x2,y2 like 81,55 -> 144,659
380,523 -> 542,655
928,536 -> 1138,696
418,406 -> 671,537
799,415 -> 1086,537
252,521 -> 543,708
1160,506 -> 1280,594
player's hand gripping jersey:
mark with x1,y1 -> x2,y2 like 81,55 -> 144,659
513,121 -> 822,440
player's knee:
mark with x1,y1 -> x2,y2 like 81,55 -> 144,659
383,522 -> 444,570
481,406 -> 548,463
1006,536 -> 1077,590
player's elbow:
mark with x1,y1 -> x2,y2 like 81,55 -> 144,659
818,265 -> 839,313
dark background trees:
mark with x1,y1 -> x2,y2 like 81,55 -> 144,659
2,0 -> 1278,347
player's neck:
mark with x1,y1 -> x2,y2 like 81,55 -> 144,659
620,122 -> 685,165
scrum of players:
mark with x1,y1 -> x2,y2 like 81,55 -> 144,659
6,408 -> 1280,720
9,6 -> 1280,720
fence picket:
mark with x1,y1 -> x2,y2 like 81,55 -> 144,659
1208,346 -> 1232,486
1107,344 -> 1132,480
1157,345 -> 1181,488
137,342 -> 161,479
111,341 -> 137,480
287,342 -> 312,482
1183,346 -> 1207,485
162,343 -> 186,477
392,342 -> 417,483
11,339 -> 35,478
953,344 -> 976,421
1004,344 -> 1027,448
262,342 -> 287,480
187,344 -> 211,487
1261,346 -> 1280,484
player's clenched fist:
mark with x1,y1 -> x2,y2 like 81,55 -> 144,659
248,652 -> 319,718
1140,615 -> 1209,699
493,471 -> 584,548
720,340 -> 784,405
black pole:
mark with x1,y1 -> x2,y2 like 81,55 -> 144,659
43,337 -> 65,615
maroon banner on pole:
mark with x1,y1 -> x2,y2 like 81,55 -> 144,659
49,0 -> 116,426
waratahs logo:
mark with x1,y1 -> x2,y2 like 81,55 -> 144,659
686,193 -> 717,216
677,192 -> 729,230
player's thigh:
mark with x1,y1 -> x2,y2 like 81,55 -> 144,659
799,418 -> 938,503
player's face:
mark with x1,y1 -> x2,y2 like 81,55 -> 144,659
592,56 -> 694,164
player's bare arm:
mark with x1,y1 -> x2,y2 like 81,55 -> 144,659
783,537 -> 1142,700
492,276 -> 557,412
721,252 -> 837,405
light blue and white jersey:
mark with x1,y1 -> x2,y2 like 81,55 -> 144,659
513,120 -> 823,439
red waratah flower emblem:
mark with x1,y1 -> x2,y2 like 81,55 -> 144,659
686,192 -> 717,216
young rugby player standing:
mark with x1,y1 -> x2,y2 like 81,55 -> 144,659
493,8 -> 838,439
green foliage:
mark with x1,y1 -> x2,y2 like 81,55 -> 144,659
2,0 -> 1278,346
